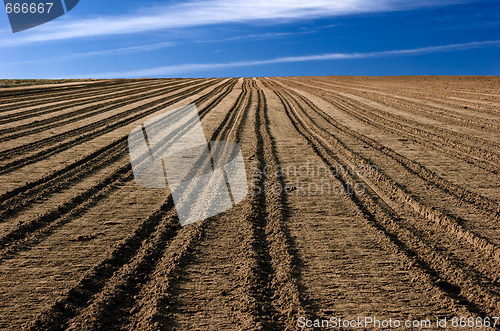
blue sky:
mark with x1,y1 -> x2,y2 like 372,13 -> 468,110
0,0 -> 499,78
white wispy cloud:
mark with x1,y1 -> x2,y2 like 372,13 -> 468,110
0,41 -> 175,66
2,0 -> 472,46
74,40 -> 500,78
196,32 -> 297,43
73,41 -> 176,57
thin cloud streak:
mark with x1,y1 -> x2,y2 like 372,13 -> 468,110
2,0 -> 472,46
77,41 -> 176,56
0,41 -> 175,66
196,32 -> 296,43
77,40 -> 500,78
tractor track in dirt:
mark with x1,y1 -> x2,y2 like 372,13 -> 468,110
264,78 -> 500,318
114,79 -> 307,331
0,79 -> 237,259
0,79 -> 219,221
289,77 -> 500,154
272,80 -> 499,223
0,78 -> 241,329
0,79 -> 231,175
0,76 -> 497,330
0,78 -> 221,155
294,77 -> 499,131
301,76 -> 500,117
0,79 -> 198,135
0,80 -> 150,110
278,78 -> 500,175
0,79 -> 166,115
24,78 -> 247,330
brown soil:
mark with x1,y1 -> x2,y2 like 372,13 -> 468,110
0,76 -> 498,330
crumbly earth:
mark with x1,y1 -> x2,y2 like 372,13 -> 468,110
0,76 -> 498,330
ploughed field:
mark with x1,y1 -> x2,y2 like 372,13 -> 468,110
0,77 -> 498,330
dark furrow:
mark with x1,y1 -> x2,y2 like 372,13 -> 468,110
0,80 -> 199,145
294,77 -> 500,132
0,163 -> 135,258
270,80 -> 500,293
25,78 -> 242,330
279,78 -> 500,167
0,79 -> 227,175
0,79 -> 168,118
266,79 -> 500,317
0,79 -> 233,213
280,78 -> 500,174
0,78 -> 219,156
273,81 -> 500,219
64,79 -> 252,331
297,76 -> 500,117
252,80 -> 309,329
0,137 -> 125,205
0,79 -> 152,108
0,138 -> 125,221
0,80 -> 114,98
0,79 -> 237,258
329,94 -> 500,173
0,79 -> 195,134
26,196 -> 177,331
